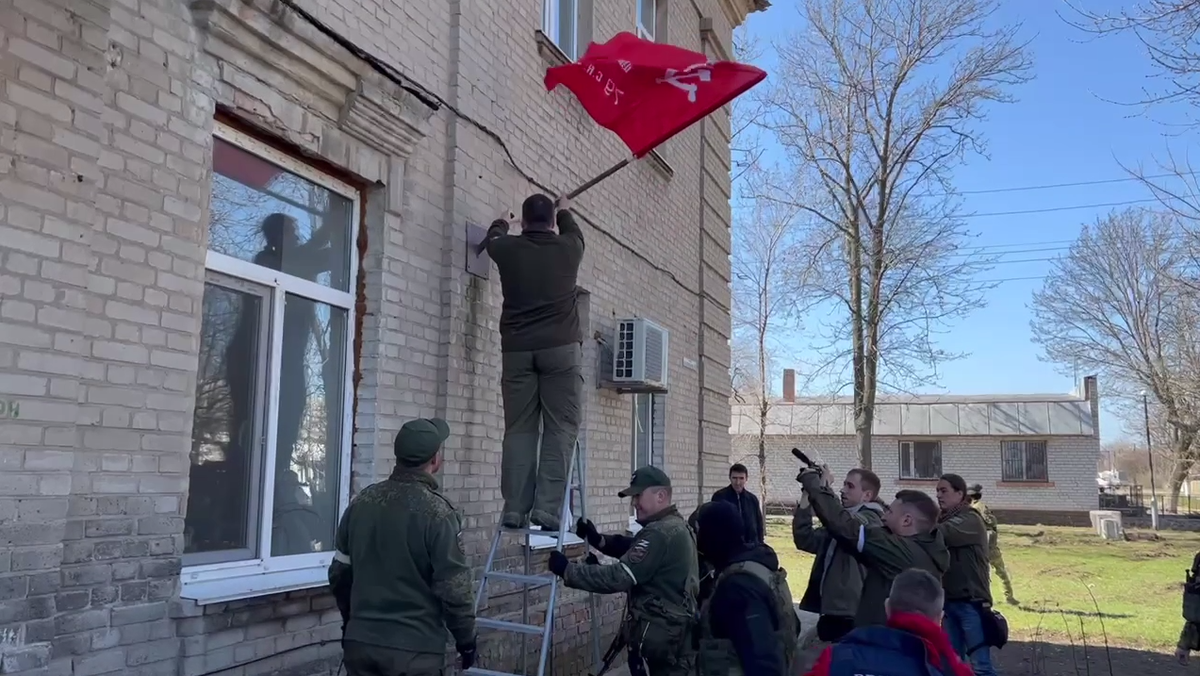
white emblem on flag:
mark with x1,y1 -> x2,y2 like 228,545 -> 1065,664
658,63 -> 713,103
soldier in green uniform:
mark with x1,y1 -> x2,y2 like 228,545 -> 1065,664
328,418 -> 477,676
968,484 -> 1017,605
550,466 -> 699,676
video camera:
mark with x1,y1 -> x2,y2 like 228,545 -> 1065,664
791,447 -> 819,469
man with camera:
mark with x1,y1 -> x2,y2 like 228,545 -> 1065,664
794,458 -> 948,627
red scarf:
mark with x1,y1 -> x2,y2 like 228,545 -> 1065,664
886,612 -> 975,676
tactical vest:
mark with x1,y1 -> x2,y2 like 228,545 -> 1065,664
696,560 -> 798,676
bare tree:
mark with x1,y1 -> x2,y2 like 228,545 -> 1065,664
1064,1 -> 1200,125
731,186 -> 805,506
756,0 -> 1031,468
1031,207 -> 1200,510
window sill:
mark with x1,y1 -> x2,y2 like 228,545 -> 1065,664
996,481 -> 1055,488
534,30 -> 572,66
644,149 -> 674,179
180,557 -> 331,605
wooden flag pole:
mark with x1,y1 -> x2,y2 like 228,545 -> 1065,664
563,155 -> 635,200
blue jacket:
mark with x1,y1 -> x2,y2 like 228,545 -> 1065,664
825,626 -> 949,676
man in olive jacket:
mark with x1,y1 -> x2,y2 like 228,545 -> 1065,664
552,466 -> 699,676
328,418 -> 477,676
796,467 -> 949,627
793,468 -> 885,643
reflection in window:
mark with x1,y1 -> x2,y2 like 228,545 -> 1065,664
271,294 -> 347,557
208,138 -> 354,292
184,130 -> 357,568
185,279 -> 266,561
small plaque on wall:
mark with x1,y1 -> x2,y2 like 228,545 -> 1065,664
465,222 -> 490,279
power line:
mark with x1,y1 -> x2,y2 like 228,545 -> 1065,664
962,198 -> 1158,218
954,171 -> 1194,196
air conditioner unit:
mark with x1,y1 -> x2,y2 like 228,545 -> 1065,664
612,318 -> 669,389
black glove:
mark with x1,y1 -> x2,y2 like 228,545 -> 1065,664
575,518 -> 602,548
548,550 -> 569,577
457,640 -> 477,670
584,552 -> 600,565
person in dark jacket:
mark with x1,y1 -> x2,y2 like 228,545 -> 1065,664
796,466 -> 949,627
711,463 -> 765,544
936,473 -> 997,676
694,501 -> 796,676
793,467 -> 884,643
328,418 -> 477,675
806,568 -> 973,676
688,504 -> 718,605
485,194 -> 585,532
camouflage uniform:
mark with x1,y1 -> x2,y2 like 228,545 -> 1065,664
328,418 -> 476,676
972,498 -> 1016,604
560,467 -> 699,676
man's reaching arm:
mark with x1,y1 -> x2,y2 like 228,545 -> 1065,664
481,218 -> 510,256
556,209 -> 584,253
791,502 -> 827,555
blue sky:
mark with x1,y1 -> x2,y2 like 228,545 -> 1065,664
738,0 -> 1192,443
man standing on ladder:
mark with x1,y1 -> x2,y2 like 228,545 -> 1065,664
548,466 -> 699,675
328,418 -> 478,675
484,193 -> 585,532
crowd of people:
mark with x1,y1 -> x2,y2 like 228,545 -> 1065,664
322,195 -> 1016,675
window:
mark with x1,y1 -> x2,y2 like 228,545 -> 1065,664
544,0 -> 583,60
182,124 -> 358,602
629,394 -> 665,532
632,393 -> 665,470
637,0 -> 658,40
899,440 -> 942,480
1001,440 -> 1049,482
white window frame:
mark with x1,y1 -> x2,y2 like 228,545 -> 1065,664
1001,439 -> 1050,482
636,0 -> 657,41
628,393 -> 664,532
898,440 -> 942,480
180,122 -> 358,604
544,0 -> 582,60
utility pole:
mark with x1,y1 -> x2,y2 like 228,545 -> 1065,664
1143,390 -> 1159,530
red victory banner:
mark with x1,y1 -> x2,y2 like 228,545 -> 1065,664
545,31 -> 767,197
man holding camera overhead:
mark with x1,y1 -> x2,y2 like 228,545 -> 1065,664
794,453 -> 948,626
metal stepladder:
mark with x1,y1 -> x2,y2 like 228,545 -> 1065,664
465,441 -> 600,676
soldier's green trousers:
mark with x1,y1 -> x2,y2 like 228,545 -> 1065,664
989,544 -> 1015,599
342,641 -> 443,676
500,343 -> 582,527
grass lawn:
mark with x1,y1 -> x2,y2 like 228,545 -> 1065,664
766,520 -> 1200,653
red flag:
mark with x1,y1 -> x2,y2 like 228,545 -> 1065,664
544,32 -> 766,158
213,138 -> 283,190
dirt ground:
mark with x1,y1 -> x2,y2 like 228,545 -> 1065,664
994,640 -> 1185,675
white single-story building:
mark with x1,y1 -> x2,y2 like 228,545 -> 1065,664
731,374 -> 1101,522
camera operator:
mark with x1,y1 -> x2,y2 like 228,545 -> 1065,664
795,464 -> 948,627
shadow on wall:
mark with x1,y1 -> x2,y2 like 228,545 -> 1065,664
995,641 -> 1186,676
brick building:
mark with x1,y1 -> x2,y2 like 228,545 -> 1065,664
731,373 -> 1102,520
0,0 -> 764,674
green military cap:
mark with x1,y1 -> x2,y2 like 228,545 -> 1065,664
619,465 -> 671,498
393,418 -> 451,466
